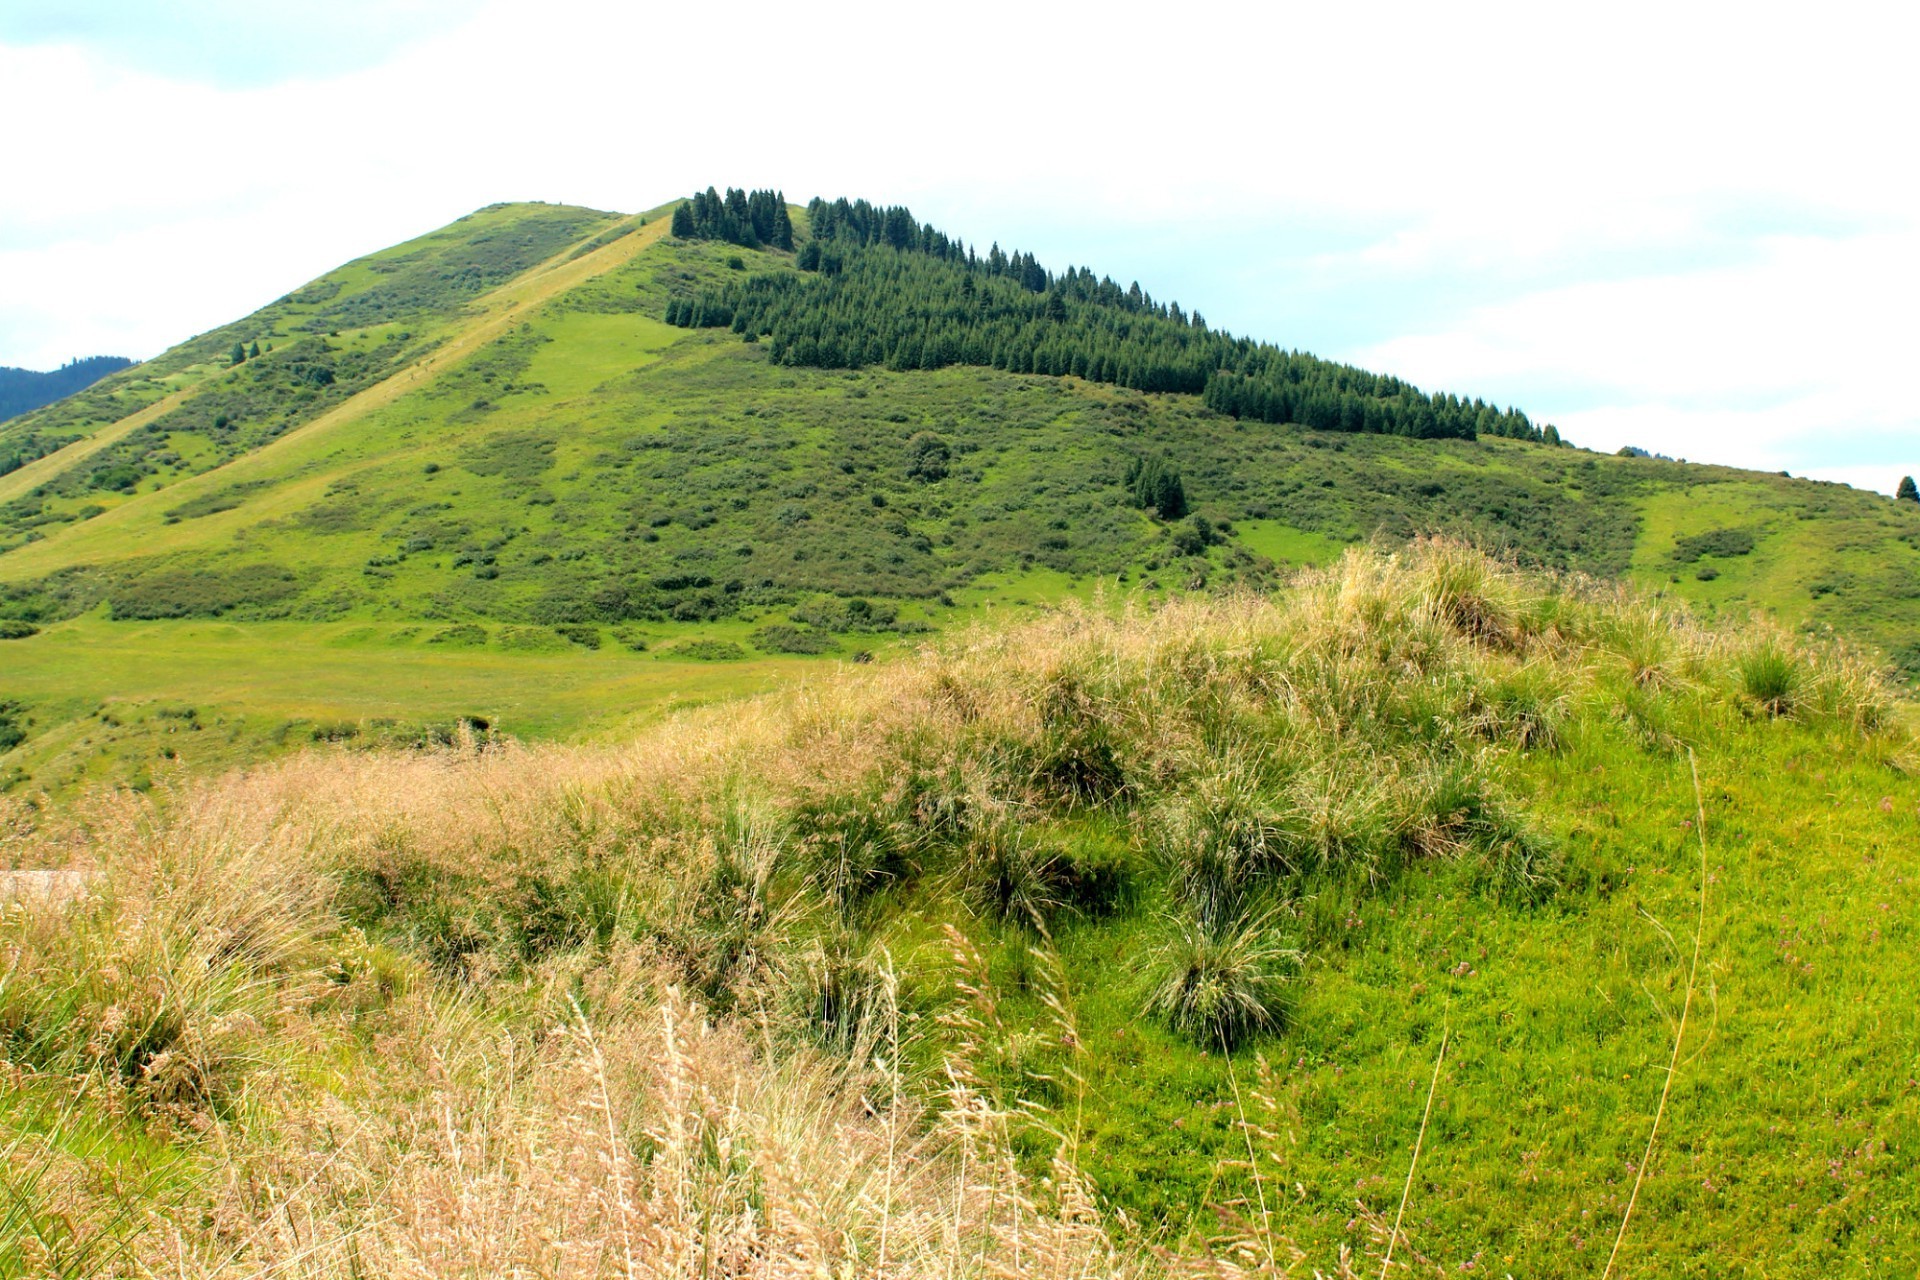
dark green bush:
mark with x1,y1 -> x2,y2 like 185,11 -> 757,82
107,564 -> 300,620
1672,527 -> 1756,562
752,624 -> 836,654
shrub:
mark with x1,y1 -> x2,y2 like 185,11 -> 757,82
668,639 -> 748,662
0,620 -> 37,640
1672,527 -> 1756,562
496,626 -> 566,652
753,623 -> 836,654
425,623 -> 488,647
0,700 -> 26,752
904,431 -> 950,482
107,563 -> 299,620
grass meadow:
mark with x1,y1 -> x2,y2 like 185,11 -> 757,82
3,543 -> 1914,1277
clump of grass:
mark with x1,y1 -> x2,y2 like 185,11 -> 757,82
956,810 -> 1062,930
1026,668 -> 1129,808
0,789 -> 325,1116
1469,663 -> 1571,751
794,929 -> 893,1049
1409,535 -> 1522,646
1282,755 -> 1398,881
1150,763 -> 1294,926
1737,637 -> 1802,717
1599,602 -> 1686,690
1145,909 -> 1299,1050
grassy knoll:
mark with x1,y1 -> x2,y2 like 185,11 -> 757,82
3,544 -> 1913,1276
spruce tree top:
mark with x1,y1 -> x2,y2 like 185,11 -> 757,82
1898,475 -> 1919,504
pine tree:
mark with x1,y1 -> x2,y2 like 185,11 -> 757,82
247,341 -> 261,359
671,202 -> 696,237
229,342 -> 247,366
772,199 -> 795,251
1898,476 -> 1919,504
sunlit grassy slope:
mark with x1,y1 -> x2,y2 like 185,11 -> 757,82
1,196 -> 1917,793
5,545 -> 1914,1276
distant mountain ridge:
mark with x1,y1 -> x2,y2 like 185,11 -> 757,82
0,356 -> 135,425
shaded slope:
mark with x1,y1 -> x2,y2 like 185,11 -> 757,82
0,356 -> 134,426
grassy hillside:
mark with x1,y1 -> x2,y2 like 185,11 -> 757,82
1,194 -> 1917,793
4,545 -> 1914,1276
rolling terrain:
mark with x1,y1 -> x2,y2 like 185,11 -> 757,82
1,192 -> 1916,795
2,191 -> 1918,1277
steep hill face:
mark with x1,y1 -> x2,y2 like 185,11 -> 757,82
0,192 -> 1916,789
0,356 -> 135,428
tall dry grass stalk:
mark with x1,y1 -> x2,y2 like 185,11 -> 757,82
1599,749 -> 1712,1280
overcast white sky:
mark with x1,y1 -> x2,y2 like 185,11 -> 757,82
3,0 -> 1916,491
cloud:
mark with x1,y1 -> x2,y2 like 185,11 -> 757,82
2,0 -> 1916,486
0,0 -> 473,85
1350,231 -> 1920,477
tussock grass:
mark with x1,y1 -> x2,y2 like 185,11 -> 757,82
0,541 -> 1910,1275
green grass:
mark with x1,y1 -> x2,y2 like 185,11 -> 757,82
0,613 -> 817,794
6,545 -> 1912,1275
1012,719 -> 1919,1272
1230,517 -> 1352,567
3,197 -> 1919,795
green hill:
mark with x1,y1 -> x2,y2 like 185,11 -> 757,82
1,190 -> 1917,792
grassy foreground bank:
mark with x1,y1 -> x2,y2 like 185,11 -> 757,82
3,542 -> 1916,1277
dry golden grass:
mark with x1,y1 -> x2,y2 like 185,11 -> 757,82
1,541 -> 1904,1277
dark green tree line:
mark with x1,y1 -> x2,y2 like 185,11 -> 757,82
669,187 -> 794,251
665,193 -> 1560,443
1124,455 -> 1187,519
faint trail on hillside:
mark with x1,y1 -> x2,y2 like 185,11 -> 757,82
0,214 -> 671,579
0,384 -> 200,507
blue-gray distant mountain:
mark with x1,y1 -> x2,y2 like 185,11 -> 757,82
0,356 -> 136,424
